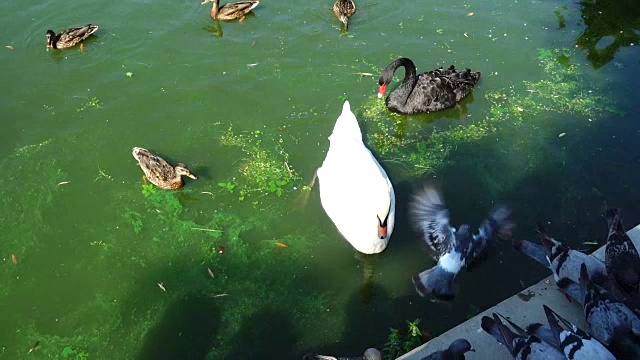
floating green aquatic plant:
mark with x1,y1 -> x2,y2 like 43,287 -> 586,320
219,126 -> 303,202
76,96 -> 102,112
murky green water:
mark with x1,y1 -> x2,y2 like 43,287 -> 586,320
1,0 -> 639,359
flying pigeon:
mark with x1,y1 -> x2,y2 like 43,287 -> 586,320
410,185 -> 513,300
605,208 -> 640,299
579,263 -> 640,358
513,223 -> 607,285
302,348 -> 381,360
525,304 -> 615,359
481,312 -> 565,359
420,339 -> 474,360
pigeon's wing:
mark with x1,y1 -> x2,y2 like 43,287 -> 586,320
466,204 -> 513,269
579,263 -> 640,347
410,185 -> 455,257
605,208 -> 640,295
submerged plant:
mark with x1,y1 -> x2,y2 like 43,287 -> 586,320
383,319 -> 426,359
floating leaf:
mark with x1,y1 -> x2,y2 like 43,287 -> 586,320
275,242 -> 288,248
11,254 -> 17,264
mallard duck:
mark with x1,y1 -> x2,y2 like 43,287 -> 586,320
46,24 -> 99,49
200,0 -> 259,21
333,0 -> 356,31
132,147 -> 198,190
317,101 -> 395,254
378,58 -> 481,115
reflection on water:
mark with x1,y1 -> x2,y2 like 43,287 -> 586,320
577,0 -> 640,68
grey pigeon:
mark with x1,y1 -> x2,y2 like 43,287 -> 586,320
420,339 -> 474,360
481,312 -> 565,360
410,185 -> 512,300
513,223 -> 607,285
605,208 -> 640,299
302,348 -> 381,360
579,263 -> 640,358
526,305 -> 615,359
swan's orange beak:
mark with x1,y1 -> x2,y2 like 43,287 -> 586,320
377,84 -> 386,99
377,223 -> 387,239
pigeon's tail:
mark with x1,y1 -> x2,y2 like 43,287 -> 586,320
536,222 -> 557,254
606,208 -> 623,235
526,323 -> 560,350
541,305 -> 566,349
412,265 -> 456,300
557,277 -> 586,305
481,314 -> 518,355
513,240 -> 549,269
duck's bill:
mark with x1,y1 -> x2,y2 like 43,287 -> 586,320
187,173 -> 199,180
200,0 -> 211,4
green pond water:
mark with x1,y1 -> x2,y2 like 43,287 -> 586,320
1,0 -> 639,358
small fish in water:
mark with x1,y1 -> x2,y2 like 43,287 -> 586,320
157,282 -> 166,292
207,267 -> 215,278
58,181 -> 70,185
11,254 -> 17,265
275,242 -> 288,248
27,341 -> 40,354
6,45 -> 14,50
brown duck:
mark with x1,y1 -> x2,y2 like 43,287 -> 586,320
201,0 -> 259,21
46,24 -> 99,49
333,0 -> 356,31
132,147 -> 198,190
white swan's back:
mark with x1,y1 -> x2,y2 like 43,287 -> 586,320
317,101 -> 396,254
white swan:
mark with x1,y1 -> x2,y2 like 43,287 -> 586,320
317,101 -> 396,254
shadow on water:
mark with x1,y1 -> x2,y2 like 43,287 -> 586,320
300,282 -> 392,358
222,309 -> 297,359
137,295 -> 221,360
576,0 -> 640,68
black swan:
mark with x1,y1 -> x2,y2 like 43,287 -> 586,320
377,57 -> 481,115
